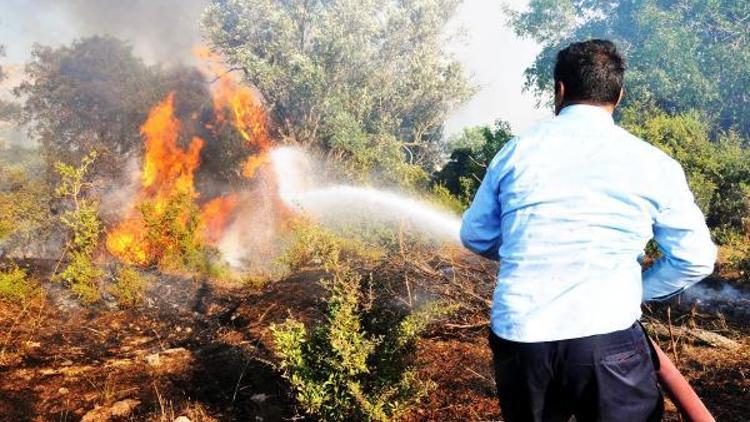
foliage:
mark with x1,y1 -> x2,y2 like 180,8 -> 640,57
713,228 -> 750,280
280,219 -> 382,272
202,0 -> 474,180
110,266 -> 151,307
434,120 -> 513,202
0,150 -> 50,251
272,243 -> 452,421
621,105 -> 750,235
138,192 -> 227,278
427,184 -> 466,215
0,267 -> 36,303
14,36 -> 214,181
0,44 -> 21,123
54,151 -> 104,304
508,0 -> 750,136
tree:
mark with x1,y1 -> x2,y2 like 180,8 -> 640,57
434,120 -> 513,202
620,105 -> 750,235
508,0 -> 750,136
202,0 -> 474,180
14,36 -> 215,180
54,151 -> 104,304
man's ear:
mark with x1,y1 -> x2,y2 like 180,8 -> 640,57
554,81 -> 565,115
616,88 -> 625,107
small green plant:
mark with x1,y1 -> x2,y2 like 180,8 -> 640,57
110,266 -> 151,307
272,241 -> 453,421
0,267 -> 36,303
54,151 -> 104,304
279,219 -> 382,272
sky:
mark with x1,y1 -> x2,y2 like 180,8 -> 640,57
0,0 -> 550,137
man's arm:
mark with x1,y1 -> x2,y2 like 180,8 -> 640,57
460,141 -> 516,261
643,160 -> 717,301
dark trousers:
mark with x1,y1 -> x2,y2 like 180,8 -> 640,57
489,322 -> 664,422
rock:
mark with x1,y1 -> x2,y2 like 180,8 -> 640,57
58,387 -> 69,395
81,399 -> 140,422
174,416 -> 191,422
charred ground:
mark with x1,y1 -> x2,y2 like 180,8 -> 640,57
1,251 -> 747,422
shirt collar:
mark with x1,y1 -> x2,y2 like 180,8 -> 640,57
558,104 -> 615,125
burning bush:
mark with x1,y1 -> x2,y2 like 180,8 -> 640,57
53,151 -> 104,304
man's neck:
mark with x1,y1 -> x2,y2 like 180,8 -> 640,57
557,101 -> 616,116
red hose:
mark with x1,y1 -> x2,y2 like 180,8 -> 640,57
650,339 -> 715,422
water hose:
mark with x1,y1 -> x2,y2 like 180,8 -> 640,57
650,339 -> 715,422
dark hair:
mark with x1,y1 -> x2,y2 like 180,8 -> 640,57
554,39 -> 625,105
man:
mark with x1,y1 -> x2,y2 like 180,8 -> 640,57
460,39 -> 717,422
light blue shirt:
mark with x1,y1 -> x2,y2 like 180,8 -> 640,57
461,105 -> 717,342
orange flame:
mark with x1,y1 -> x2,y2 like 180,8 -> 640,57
107,48 -> 274,266
201,193 -> 239,244
106,94 -> 206,265
193,46 -> 272,178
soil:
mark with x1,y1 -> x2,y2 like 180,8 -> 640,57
0,256 -> 748,421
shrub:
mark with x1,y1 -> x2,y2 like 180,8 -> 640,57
279,220 -> 382,273
0,150 -> 50,250
53,151 -> 104,303
272,240 -> 453,421
110,266 -> 151,307
433,121 -> 513,203
0,267 -> 36,303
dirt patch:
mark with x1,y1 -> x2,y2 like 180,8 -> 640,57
0,256 -> 748,421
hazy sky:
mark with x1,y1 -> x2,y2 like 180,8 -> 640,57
0,0 -> 550,136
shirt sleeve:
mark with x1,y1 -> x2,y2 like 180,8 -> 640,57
460,140 -> 516,261
642,160 -> 718,301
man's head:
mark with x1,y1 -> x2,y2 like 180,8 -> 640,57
554,39 -> 625,115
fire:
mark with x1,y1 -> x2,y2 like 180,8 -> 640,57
194,46 -> 272,178
106,94 -> 201,265
201,194 -> 239,244
106,47 -> 277,267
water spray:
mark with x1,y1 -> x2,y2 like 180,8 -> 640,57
269,146 -> 462,242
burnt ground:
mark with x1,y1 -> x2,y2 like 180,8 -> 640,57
0,255 -> 748,422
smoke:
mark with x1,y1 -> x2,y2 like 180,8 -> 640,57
682,283 -> 750,317
2,0 -> 206,65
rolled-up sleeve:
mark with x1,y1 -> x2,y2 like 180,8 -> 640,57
643,160 -> 718,301
460,140 -> 516,260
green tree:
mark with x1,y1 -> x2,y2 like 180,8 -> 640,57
508,0 -> 750,136
202,0 -> 474,181
14,37 -> 217,181
434,120 -> 513,202
620,105 -> 750,236
0,147 -> 50,256
54,151 -> 104,304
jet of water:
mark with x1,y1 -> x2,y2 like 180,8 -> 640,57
270,146 -> 462,242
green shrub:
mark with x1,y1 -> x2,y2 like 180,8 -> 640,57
433,121 -> 513,203
54,151 -> 104,304
57,251 -> 103,304
272,250 -> 453,421
110,266 -> 151,307
0,267 -> 36,303
427,184 -> 466,215
279,220 -> 382,273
